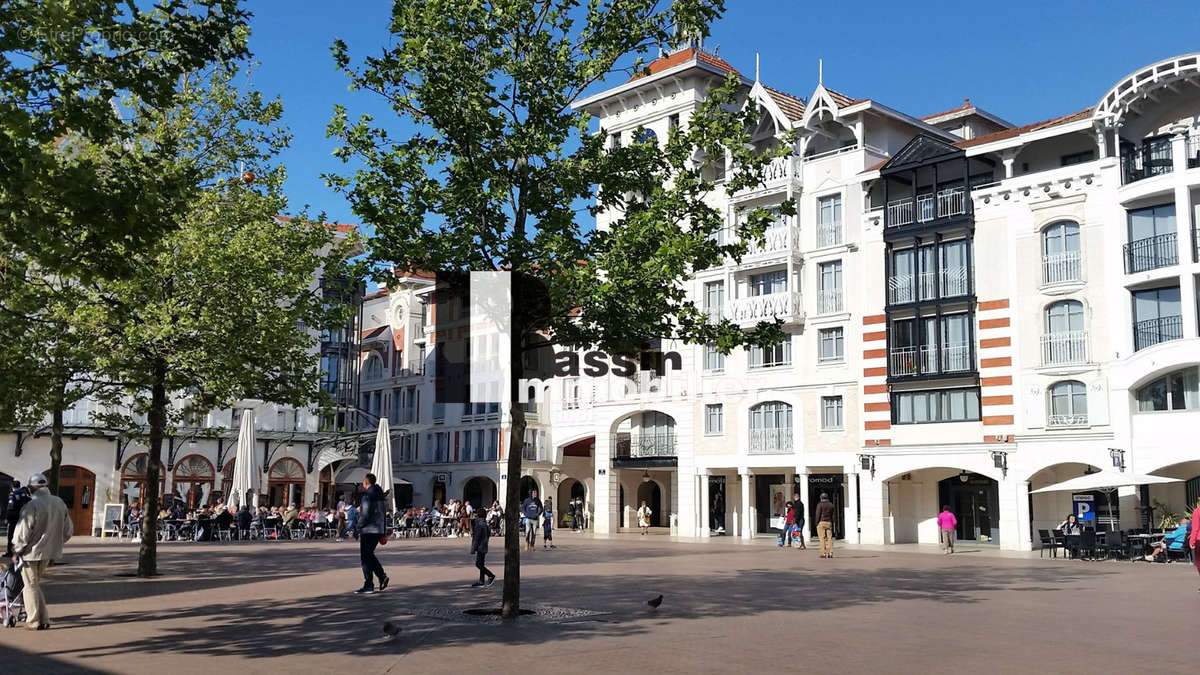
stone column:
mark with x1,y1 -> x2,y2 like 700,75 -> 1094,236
699,471 -> 711,538
1014,479 -> 1033,551
739,471 -> 752,540
844,470 -> 860,544
794,471 -> 810,539
593,433 -> 616,534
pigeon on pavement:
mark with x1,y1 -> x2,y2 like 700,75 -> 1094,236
647,594 -> 663,609
382,621 -> 402,638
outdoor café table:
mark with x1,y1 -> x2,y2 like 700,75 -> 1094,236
1125,533 -> 1160,560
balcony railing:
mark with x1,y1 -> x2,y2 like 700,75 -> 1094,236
1188,134 -> 1200,169
1047,413 -> 1089,429
1041,331 -> 1088,366
1133,315 -> 1183,351
744,225 -> 800,258
886,268 -> 967,306
817,288 -> 843,314
748,427 -> 793,455
817,222 -> 842,248
611,431 -> 677,460
1124,233 -> 1177,273
940,265 -> 969,298
1121,143 -> 1173,184
886,187 -> 967,228
728,291 -> 803,326
889,343 -> 970,377
1043,250 -> 1082,285
887,274 -> 915,305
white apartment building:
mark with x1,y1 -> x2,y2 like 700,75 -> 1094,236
552,46 -> 1200,550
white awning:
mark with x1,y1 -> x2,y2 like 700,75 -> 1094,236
1030,472 -> 1181,494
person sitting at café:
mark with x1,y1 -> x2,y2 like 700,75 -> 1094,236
236,504 -> 253,539
1057,514 -> 1083,559
1144,518 -> 1191,562
214,505 -> 233,535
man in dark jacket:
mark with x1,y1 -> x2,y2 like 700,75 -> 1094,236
354,473 -> 390,594
520,489 -> 543,551
470,509 -> 495,587
5,481 -> 31,558
815,493 -> 836,559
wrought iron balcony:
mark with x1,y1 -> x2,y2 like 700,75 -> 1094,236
611,431 -> 677,461
1047,413 -> 1089,429
816,221 -> 842,248
886,267 -> 969,306
886,187 -> 967,228
1121,143 -> 1173,184
734,155 -> 802,198
1124,233 -> 1177,273
1133,315 -> 1183,351
1041,331 -> 1088,366
742,225 -> 802,260
817,288 -> 843,314
748,427 -> 793,455
888,343 -> 971,378
1043,250 -> 1082,285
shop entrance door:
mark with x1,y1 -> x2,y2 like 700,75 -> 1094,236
807,474 -> 846,539
46,466 -> 96,536
940,473 -> 999,543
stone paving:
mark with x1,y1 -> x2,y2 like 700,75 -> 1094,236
0,532 -> 1195,674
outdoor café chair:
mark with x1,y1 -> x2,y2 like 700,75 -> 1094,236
1038,529 -> 1059,558
1079,529 -> 1097,560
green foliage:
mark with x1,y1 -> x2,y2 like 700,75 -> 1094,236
0,0 -> 251,277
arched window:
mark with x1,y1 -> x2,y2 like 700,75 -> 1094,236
1042,221 -> 1081,284
1043,300 -> 1086,365
749,401 -> 793,453
363,354 -> 384,381
267,458 -> 307,507
1135,366 -> 1200,412
120,453 -> 165,509
173,455 -> 215,509
1047,381 -> 1088,427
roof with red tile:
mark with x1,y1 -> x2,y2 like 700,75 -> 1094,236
273,214 -> 359,234
762,85 -> 805,120
361,326 -> 388,340
922,98 -> 975,121
823,86 -> 861,107
629,46 -> 741,82
362,289 -> 390,301
954,108 -> 1092,148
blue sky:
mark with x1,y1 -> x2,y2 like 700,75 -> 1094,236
244,0 -> 1200,224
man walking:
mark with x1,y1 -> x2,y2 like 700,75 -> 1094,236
938,505 -> 958,554
470,509 -> 495,587
5,480 -> 30,558
815,493 -> 836,559
10,473 -> 72,630
354,473 -> 389,594
792,492 -> 807,550
521,489 -> 543,551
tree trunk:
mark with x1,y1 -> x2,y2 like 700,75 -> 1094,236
500,350 -> 527,619
137,357 -> 168,577
47,390 -> 65,495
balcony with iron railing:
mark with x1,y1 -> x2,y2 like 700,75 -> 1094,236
886,187 -> 967,228
1121,143 -> 1173,184
817,287 -> 843,314
1124,233 -> 1177,273
888,343 -> 972,378
611,431 -> 677,462
1047,413 -> 1089,429
816,221 -> 843,248
886,266 -> 970,307
741,225 -> 802,261
733,154 -> 802,198
1041,331 -> 1088,366
727,291 -> 804,327
1043,250 -> 1082,285
748,427 -> 793,455
1133,315 -> 1183,351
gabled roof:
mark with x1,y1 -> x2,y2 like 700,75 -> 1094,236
762,85 -> 805,121
628,46 -> 740,82
823,86 -> 861,107
879,134 -> 963,173
954,108 -> 1092,149
361,326 -> 388,340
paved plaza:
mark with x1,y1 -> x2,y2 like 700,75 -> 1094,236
0,533 -> 1195,674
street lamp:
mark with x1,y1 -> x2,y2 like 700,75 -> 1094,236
991,451 -> 1008,479
641,470 -> 651,483
1109,447 -> 1126,472
857,454 -> 875,479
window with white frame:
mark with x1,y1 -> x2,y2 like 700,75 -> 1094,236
1047,380 -> 1088,427
817,194 -> 843,247
1042,221 -> 1081,284
704,280 -> 724,321
704,344 -> 725,372
818,260 -> 843,313
1135,367 -> 1200,412
705,404 -> 723,435
462,429 -> 474,461
818,327 -> 844,362
749,338 -> 791,368
748,270 -> 787,296
749,401 -> 793,453
821,396 -> 843,430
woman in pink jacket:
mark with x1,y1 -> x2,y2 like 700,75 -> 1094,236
937,506 -> 957,554
1190,505 -> 1200,586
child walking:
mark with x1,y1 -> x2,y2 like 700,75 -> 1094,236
543,497 -> 555,549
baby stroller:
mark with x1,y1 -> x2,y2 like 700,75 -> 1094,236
1,559 -> 25,628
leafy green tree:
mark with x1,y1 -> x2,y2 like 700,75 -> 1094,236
77,62 -> 360,577
1,0 -> 253,277
329,0 -> 788,617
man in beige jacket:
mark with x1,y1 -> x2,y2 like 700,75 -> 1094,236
11,472 -> 73,630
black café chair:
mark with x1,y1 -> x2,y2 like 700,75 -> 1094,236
1079,529 -> 1097,560
1038,529 -> 1059,558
